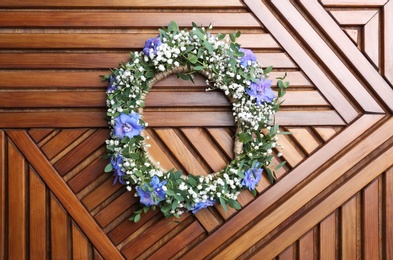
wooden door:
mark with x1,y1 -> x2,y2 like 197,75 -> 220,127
1,0 -> 392,259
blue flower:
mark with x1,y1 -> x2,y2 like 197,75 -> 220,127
246,78 -> 276,104
136,176 -> 168,207
106,75 -> 117,92
114,113 -> 144,139
190,198 -> 216,214
143,37 -> 162,56
242,163 -> 263,191
111,155 -> 125,185
238,48 -> 257,67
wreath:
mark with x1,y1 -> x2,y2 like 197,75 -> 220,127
103,21 -> 289,222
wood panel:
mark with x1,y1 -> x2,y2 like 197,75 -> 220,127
0,0 -> 392,259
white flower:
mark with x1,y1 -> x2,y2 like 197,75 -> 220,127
158,64 -> 165,71
174,61 -> 180,67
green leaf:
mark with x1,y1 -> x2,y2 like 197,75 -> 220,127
185,45 -> 194,53
168,20 -> 179,33
264,66 -> 273,74
195,29 -> 205,41
166,190 -> 175,196
265,167 -> 275,184
193,65 -> 204,71
219,197 -> 228,212
251,189 -> 257,196
173,170 -> 182,179
188,53 -> 198,64
130,153 -> 139,160
159,29 -> 170,40
217,33 -> 226,40
178,73 -> 191,81
187,176 -> 197,186
228,199 -> 241,210
235,31 -> 241,38
174,194 -> 184,201
229,32 -> 236,42
239,133 -> 252,143
275,161 -> 286,171
104,163 -> 113,173
203,41 -> 214,53
134,214 -> 141,223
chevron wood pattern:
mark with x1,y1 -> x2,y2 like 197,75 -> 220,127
0,0 -> 392,259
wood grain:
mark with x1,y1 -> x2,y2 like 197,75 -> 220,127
341,196 -> 358,259
0,131 -> 5,260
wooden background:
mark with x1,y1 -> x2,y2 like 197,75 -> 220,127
1,0 -> 392,259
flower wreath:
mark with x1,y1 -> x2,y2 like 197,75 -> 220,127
104,21 -> 289,222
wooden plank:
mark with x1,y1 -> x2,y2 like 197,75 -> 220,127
286,127 -> 320,155
95,192 -> 136,228
0,12 -> 260,28
148,221 -> 205,259
50,194 -> 70,259
216,116 -> 392,259
278,245 -> 294,260
0,131 -> 5,260
341,195 -> 358,259
249,143 -> 393,260
385,1 -> 393,84
298,229 -> 314,260
0,71 -> 307,88
386,167 -> 393,260
7,141 -> 27,260
81,177 -> 122,211
28,129 -> 56,143
41,129 -> 89,160
6,130 -> 124,259
320,0 -> 388,6
0,91 -> 105,108
182,114 -> 384,259
0,0 -> 244,8
364,13 -> 380,67
0,71 -> 106,88
0,33 -> 279,49
68,156 -> 108,193
145,92 -> 231,107
181,128 -> 228,172
320,212 -> 336,259
244,0 -> 358,123
53,129 -> 108,176
299,0 -> 393,112
120,216 -> 186,259
206,128 -> 234,159
271,0 -> 383,114
72,222 -> 91,260
329,10 -> 377,25
29,167 -> 47,259
154,129 -> 209,175
362,179 -> 380,259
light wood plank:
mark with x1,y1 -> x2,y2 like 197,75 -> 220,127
0,0 -> 244,8
0,12 -> 260,28
6,131 -> 124,259
386,167 -> 393,260
364,13 -> 380,68
249,143 -> 393,260
384,1 -> 393,84
363,179 -> 380,259
154,129 -> 209,175
29,167 -> 47,259
0,33 -> 279,49
278,245 -> 295,260
313,126 -> 337,142
0,131 -> 5,260
218,116 -> 392,259
286,127 -> 320,155
329,10 -> 377,25
72,222 -> 91,260
206,128 -> 234,159
271,0 -> 383,114
321,0 -> 387,6
299,0 -> 393,112
341,195 -> 358,259
299,229 -> 314,260
320,212 -> 336,259
183,114 -> 384,259
7,141 -> 27,260
181,128 -> 228,172
81,177 -> 122,211
51,194 -> 70,259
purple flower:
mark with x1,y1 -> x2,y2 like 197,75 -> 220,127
190,198 -> 216,214
106,75 -> 117,92
246,78 -> 276,104
114,113 -> 144,139
111,155 -> 125,185
143,37 -> 162,56
238,48 -> 257,67
136,176 -> 168,207
242,163 -> 263,191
